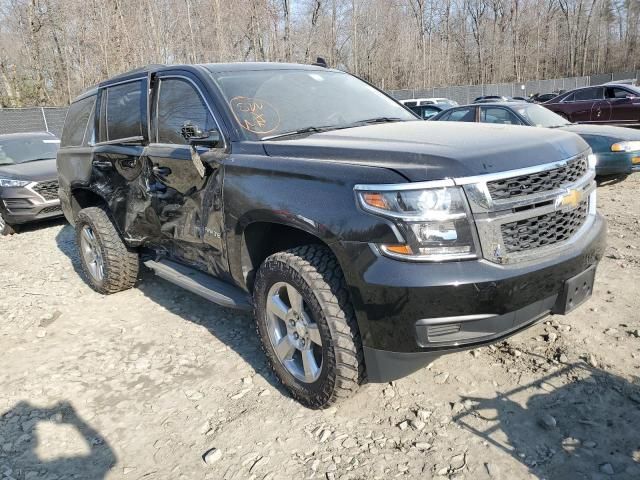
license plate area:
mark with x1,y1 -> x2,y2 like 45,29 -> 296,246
554,265 -> 596,314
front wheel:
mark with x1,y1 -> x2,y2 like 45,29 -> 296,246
254,245 -> 364,408
0,211 -> 16,236
75,207 -> 139,294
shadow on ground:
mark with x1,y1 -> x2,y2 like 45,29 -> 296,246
597,173 -> 630,187
454,354 -> 640,479
0,401 -> 115,480
9,217 -> 67,235
54,224 -> 287,395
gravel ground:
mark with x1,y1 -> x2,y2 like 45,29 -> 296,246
1,174 -> 639,480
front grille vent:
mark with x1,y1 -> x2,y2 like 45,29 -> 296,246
487,156 -> 588,200
501,200 -> 588,253
33,180 -> 59,201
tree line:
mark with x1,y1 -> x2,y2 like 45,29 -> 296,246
0,0 -> 638,107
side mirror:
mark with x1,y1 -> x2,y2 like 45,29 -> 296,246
181,122 -> 221,148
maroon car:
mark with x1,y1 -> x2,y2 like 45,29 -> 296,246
544,84 -> 640,126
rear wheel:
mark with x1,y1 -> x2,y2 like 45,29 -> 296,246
75,207 -> 139,294
0,212 -> 16,236
254,245 -> 364,408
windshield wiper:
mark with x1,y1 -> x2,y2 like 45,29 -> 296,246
262,125 -> 341,141
548,124 -> 571,128
352,117 -> 404,126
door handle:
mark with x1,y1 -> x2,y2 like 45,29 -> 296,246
153,166 -> 172,176
92,160 -> 113,170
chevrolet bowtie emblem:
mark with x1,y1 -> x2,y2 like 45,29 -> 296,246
556,188 -> 582,210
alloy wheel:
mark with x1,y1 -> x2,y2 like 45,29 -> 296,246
265,281 -> 323,383
80,225 -> 105,282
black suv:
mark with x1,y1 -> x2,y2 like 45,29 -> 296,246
58,63 -> 606,408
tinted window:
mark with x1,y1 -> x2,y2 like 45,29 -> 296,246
574,87 -> 603,101
606,87 -> 632,99
101,80 -> 145,141
61,96 -> 95,147
440,107 -> 475,122
156,78 -> 216,144
480,107 -> 521,125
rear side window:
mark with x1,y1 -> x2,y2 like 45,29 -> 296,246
155,78 -> 215,145
480,107 -> 521,125
574,87 -> 603,101
440,107 -> 475,122
61,96 -> 96,147
99,80 -> 146,142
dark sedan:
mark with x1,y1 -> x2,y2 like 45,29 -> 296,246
0,132 -> 62,235
429,102 -> 640,176
543,84 -> 640,126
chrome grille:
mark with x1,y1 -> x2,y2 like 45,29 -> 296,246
460,153 -> 596,264
487,156 -> 588,200
501,201 -> 588,253
33,180 -> 59,200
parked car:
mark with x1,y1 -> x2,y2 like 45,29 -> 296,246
58,62 -> 605,408
543,84 -> 640,126
399,100 -> 445,119
0,132 -> 62,235
429,102 -> 640,176
473,95 -> 525,103
402,97 -> 458,108
530,92 -> 562,103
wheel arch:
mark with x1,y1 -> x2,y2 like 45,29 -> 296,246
238,220 -> 343,294
69,187 -> 110,220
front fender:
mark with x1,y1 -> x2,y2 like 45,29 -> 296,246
223,154 -> 407,287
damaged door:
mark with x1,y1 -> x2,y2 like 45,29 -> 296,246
93,77 -> 152,242
146,72 -> 230,279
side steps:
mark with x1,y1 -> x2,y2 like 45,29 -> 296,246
144,259 -> 252,311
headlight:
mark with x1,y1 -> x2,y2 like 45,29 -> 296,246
356,185 -> 479,261
587,153 -> 597,168
0,178 -> 30,188
611,141 -> 640,152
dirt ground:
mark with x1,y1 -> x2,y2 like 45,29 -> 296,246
1,174 -> 639,480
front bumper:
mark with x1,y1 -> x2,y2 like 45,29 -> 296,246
338,212 -> 606,382
595,152 -> 639,176
0,183 -> 63,225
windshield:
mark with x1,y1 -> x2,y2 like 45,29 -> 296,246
513,104 -> 571,127
209,69 -> 416,139
0,136 -> 60,165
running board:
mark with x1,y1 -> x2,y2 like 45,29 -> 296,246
144,259 -> 252,311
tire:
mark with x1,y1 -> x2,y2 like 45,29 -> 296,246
0,211 -> 16,236
75,207 -> 139,294
253,245 -> 364,408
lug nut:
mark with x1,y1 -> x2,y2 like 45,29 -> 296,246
300,339 -> 306,347
293,332 -> 299,339
289,319 -> 295,327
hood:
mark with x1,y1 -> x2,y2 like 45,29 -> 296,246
558,123 -> 640,141
0,158 -> 58,182
262,121 -> 589,182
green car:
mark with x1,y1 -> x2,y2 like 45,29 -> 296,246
429,102 -> 640,176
